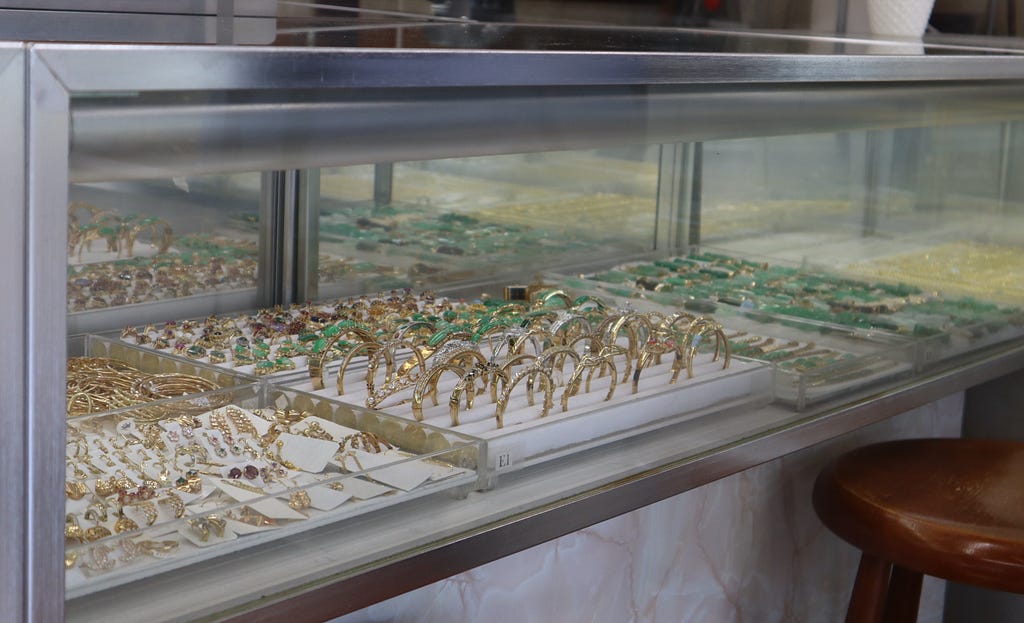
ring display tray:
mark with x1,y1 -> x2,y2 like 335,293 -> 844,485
110,291 -> 474,380
64,385 -> 482,599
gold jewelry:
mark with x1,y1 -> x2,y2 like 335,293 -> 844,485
335,340 -> 385,393
66,460 -> 89,481
202,431 -> 229,458
208,410 -> 233,438
562,345 -> 620,412
85,523 -> 112,542
298,421 -> 334,442
66,480 -> 89,500
94,476 -> 118,498
228,506 -> 277,527
114,508 -> 139,533
339,431 -> 393,454
220,478 -> 265,495
273,408 -> 308,426
138,539 -> 179,558
80,544 -> 116,574
159,492 -> 186,518
117,537 -> 140,563
287,490 -> 311,513
494,363 -> 555,429
187,517 -> 210,542
411,362 -> 466,421
135,501 -> 159,526
271,440 -> 300,470
65,514 -> 87,544
225,406 -> 256,436
532,289 -> 573,310
208,515 -> 227,537
678,318 -> 730,382
174,469 -> 202,494
84,500 -> 109,524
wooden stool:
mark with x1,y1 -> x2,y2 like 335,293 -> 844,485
812,438 -> 1024,623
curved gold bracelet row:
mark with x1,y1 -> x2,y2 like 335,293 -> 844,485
67,358 -> 226,420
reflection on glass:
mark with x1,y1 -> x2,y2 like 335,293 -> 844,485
67,174 -> 261,314
316,147 -> 660,297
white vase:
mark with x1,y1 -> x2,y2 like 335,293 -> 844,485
866,0 -> 936,38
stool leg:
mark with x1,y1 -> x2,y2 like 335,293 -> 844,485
883,565 -> 923,623
846,552 -> 892,623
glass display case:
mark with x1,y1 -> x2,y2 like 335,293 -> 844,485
6,18 -> 1024,623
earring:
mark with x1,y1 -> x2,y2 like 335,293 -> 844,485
65,514 -> 87,544
114,507 -> 139,534
66,480 -> 89,500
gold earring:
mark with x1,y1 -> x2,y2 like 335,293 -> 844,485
66,480 -> 89,500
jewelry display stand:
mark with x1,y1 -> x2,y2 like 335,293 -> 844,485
285,341 -> 773,476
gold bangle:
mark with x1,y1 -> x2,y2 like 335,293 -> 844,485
548,311 -> 592,345
678,318 -> 730,382
562,345 -> 620,412
411,362 -> 466,421
632,336 -> 675,395
599,312 -> 653,363
531,289 -> 573,310
336,341 -> 381,396
494,363 -> 555,429
535,346 -> 582,381
448,368 -> 482,427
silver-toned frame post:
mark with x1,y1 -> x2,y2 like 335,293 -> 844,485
295,168 -> 320,303
0,43 -> 26,623
655,142 -> 700,255
26,46 -> 70,622
259,171 -> 286,306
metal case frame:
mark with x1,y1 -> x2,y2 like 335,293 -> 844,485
10,41 -> 1024,621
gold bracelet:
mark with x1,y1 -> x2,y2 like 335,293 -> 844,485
494,363 -> 555,429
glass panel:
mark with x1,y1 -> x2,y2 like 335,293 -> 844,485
699,132 -> 869,256
67,174 -> 263,336
315,147 -> 660,299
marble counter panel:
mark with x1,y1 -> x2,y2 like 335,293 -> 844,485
334,394 -> 963,623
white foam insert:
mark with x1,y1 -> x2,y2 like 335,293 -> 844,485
286,352 -> 773,473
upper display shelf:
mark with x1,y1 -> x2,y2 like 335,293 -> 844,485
273,20 -> 1024,56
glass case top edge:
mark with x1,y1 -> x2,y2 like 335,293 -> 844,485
31,44 -> 1024,94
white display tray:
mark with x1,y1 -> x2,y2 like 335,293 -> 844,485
285,351 -> 773,477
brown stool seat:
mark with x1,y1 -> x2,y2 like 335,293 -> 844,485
813,438 -> 1024,623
